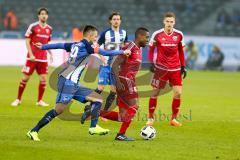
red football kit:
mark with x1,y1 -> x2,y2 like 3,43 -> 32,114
148,28 -> 185,88
22,21 -> 52,75
116,42 -> 142,109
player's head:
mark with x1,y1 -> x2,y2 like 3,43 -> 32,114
83,25 -> 98,43
109,12 -> 121,29
163,12 -> 176,31
135,27 -> 149,47
38,7 -> 49,23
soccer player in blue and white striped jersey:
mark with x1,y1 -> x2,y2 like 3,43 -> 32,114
95,12 -> 128,111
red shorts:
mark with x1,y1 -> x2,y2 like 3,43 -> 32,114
22,60 -> 48,75
151,68 -> 182,89
116,76 -> 138,108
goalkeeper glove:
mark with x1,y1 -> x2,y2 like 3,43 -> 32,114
149,63 -> 156,73
181,66 -> 187,79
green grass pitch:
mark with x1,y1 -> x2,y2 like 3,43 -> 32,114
0,66 -> 239,160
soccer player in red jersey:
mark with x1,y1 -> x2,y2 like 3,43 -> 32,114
147,12 -> 187,127
11,8 -> 53,107
100,27 -> 150,141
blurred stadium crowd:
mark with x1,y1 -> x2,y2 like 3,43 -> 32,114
0,0 -> 240,71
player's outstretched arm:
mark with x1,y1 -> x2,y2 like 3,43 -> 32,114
35,42 -> 74,52
98,48 -> 131,56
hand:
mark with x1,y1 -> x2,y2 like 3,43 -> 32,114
149,63 -> 156,73
123,49 -> 131,56
181,66 -> 187,79
29,55 -> 35,61
34,42 -> 43,49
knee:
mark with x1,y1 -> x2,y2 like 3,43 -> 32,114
22,74 -> 30,82
151,89 -> 159,97
98,85 -> 104,91
93,94 -> 103,103
39,76 -> 47,82
173,90 -> 182,99
55,107 -> 64,114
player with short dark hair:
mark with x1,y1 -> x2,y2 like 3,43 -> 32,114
26,25 -> 131,141
147,12 -> 187,127
84,27 -> 150,141
11,7 -> 53,107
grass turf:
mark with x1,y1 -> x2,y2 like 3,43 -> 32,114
0,66 -> 240,160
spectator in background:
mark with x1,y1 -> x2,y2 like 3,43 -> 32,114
72,27 -> 83,42
205,45 -> 224,71
4,10 -> 18,30
186,41 -> 198,70
232,9 -> 240,26
216,9 -> 231,28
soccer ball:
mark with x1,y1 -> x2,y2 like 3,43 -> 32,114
140,126 -> 156,140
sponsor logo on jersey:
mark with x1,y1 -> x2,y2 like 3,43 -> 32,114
36,34 -> 50,39
161,43 -> 177,47
173,36 -> 178,41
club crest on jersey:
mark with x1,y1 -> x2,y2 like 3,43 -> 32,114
173,36 -> 178,41
45,29 -> 50,34
162,38 -> 166,41
37,29 -> 41,32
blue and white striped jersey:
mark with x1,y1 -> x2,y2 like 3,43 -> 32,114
60,39 -> 94,84
98,28 -> 128,66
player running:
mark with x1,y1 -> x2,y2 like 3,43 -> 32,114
27,25 -> 131,141
89,12 -> 128,111
147,12 -> 187,127
11,7 -> 53,107
82,27 -> 149,141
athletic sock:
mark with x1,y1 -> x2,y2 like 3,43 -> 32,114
119,105 -> 138,135
104,91 -> 116,110
94,88 -> 102,94
17,79 -> 27,100
148,97 -> 157,119
38,80 -> 46,102
171,98 -> 181,120
31,109 -> 58,132
100,110 -> 120,121
90,101 -> 102,128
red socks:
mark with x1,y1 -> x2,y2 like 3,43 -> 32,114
101,105 -> 138,135
38,81 -> 46,102
148,97 -> 157,119
100,110 -> 120,121
119,106 -> 138,135
171,98 -> 181,120
17,79 -> 27,100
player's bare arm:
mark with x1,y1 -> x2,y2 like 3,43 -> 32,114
112,55 -> 125,90
26,38 -> 35,61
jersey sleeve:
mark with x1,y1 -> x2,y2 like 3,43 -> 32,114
179,31 -> 185,47
97,31 -> 106,46
149,31 -> 157,46
41,42 -> 74,52
148,33 -> 157,63
124,32 -> 128,43
25,24 -> 34,38
178,41 -> 186,67
178,32 -> 186,66
48,28 -> 53,42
